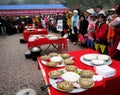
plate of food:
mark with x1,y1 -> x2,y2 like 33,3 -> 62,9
41,56 -> 65,67
48,66 -> 95,93
97,54 -> 111,61
40,53 -> 74,67
60,53 -> 71,59
48,36 -> 59,40
80,54 -> 112,66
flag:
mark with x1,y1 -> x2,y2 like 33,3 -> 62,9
94,43 -> 99,51
100,44 -> 106,54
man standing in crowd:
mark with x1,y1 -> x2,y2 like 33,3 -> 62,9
0,17 -> 7,37
71,10 -> 79,45
96,5 -> 106,16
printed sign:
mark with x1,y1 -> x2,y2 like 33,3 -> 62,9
56,20 -> 63,31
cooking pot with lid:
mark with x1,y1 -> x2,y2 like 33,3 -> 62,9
15,85 -> 36,95
30,47 -> 41,61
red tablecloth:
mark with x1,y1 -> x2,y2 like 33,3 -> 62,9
37,49 -> 120,95
23,28 -> 48,41
28,38 -> 68,51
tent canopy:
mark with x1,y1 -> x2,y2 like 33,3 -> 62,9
0,4 -> 68,16
0,4 -> 67,10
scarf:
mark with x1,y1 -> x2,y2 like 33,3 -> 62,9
73,14 -> 78,27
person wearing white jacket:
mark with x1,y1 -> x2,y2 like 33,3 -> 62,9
71,10 -> 80,44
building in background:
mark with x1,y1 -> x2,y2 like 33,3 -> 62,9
49,0 -> 56,4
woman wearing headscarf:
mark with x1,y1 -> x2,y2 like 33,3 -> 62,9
71,10 -> 79,44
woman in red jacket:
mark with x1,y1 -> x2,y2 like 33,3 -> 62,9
108,5 -> 120,60
95,13 -> 108,54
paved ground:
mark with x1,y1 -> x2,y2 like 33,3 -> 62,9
0,34 -> 83,95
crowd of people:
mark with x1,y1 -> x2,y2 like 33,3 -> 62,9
0,4 -> 120,60
57,4 -> 120,60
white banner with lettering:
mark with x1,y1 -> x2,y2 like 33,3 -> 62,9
56,20 -> 63,31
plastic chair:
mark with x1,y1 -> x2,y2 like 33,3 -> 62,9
58,38 -> 68,52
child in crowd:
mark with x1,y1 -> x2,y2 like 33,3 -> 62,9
86,23 -> 95,48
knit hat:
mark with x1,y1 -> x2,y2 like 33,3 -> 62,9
73,10 -> 78,14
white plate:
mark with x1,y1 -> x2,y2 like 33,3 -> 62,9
28,37 -> 36,42
29,36 -> 45,42
50,56 -> 63,62
82,54 -> 98,61
46,34 -> 54,37
27,29 -> 32,31
49,36 -> 58,40
38,36 -> 45,39
37,29 -> 42,31
80,54 -> 112,66
91,59 -> 105,66
31,28 -> 35,30
61,72 -> 80,82
97,54 -> 110,61
32,35 -> 41,37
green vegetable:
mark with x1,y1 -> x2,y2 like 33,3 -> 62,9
75,70 -> 81,75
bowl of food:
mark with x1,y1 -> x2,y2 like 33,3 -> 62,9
46,62 -> 57,67
57,81 -> 74,92
50,56 -> 63,65
97,54 -> 110,61
83,54 -> 98,61
91,59 -> 105,66
49,70 -> 62,78
78,78 -> 94,89
49,52 -> 58,57
61,53 -> 70,59
80,70 -> 94,78
40,55 -> 50,61
64,59 -> 74,65
65,65 -> 77,72
61,72 -> 80,82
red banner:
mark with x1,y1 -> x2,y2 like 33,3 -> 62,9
0,9 -> 68,16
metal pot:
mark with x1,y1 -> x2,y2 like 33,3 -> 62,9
15,85 -> 36,95
30,47 -> 41,61
31,47 -> 40,52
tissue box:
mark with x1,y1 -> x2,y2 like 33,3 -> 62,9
95,65 -> 116,78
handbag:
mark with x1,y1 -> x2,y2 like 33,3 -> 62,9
78,34 -> 85,44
